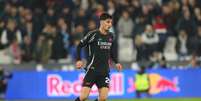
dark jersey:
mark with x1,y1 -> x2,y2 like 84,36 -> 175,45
77,29 -> 118,75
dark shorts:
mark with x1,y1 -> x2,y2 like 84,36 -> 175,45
82,69 -> 110,88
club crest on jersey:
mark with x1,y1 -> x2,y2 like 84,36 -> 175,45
109,37 -> 112,42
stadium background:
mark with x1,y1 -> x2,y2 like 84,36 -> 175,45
0,0 -> 201,101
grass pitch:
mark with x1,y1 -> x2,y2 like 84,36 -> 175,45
108,98 -> 201,101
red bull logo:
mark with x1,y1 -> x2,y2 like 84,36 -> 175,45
126,73 -> 180,95
47,73 -> 124,96
47,74 -> 83,96
149,73 -> 180,95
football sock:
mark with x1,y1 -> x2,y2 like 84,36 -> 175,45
75,97 -> 81,101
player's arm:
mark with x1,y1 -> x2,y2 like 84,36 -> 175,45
76,32 -> 94,69
110,47 -> 123,71
110,38 -> 123,71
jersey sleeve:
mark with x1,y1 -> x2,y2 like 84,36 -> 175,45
76,31 -> 95,60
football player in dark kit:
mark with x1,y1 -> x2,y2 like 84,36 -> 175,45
74,13 -> 123,101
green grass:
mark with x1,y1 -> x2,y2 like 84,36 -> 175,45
1,98 -> 200,101
107,98 -> 201,101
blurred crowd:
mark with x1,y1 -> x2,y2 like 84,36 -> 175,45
0,0 -> 201,67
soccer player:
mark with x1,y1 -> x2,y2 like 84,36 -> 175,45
74,13 -> 123,101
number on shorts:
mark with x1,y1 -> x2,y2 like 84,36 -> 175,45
105,77 -> 110,83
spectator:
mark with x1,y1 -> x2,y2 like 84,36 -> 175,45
135,35 -> 147,61
33,35 -> 44,63
176,6 -> 196,37
32,8 -> 44,42
8,38 -> 22,64
74,8 -> 88,28
117,10 -> 135,62
130,0 -> 142,20
161,2 -> 178,36
133,15 -> 147,37
25,21 -> 34,39
191,26 -> 201,57
1,3 -> 19,22
107,0 -> 116,16
193,7 -> 201,26
21,35 -> 33,63
176,30 -> 192,61
0,19 -> 5,49
86,19 -> 97,32
187,55 -> 199,68
44,7 -> 57,25
1,19 -> 23,47
69,24 -> 85,61
57,17 -> 70,59
152,16 -> 168,51
59,5 -> 72,33
33,34 -> 52,64
141,24 -> 159,60
0,67 -> 12,98
140,4 -> 153,24
50,19 -> 67,62
153,16 -> 167,35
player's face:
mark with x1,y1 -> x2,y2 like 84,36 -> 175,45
102,19 -> 113,31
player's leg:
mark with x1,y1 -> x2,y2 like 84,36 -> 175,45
145,89 -> 151,98
75,86 -> 91,101
93,87 -> 109,101
98,87 -> 109,101
96,74 -> 110,101
75,69 -> 95,101
136,90 -> 141,98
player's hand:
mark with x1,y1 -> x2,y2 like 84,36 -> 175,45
76,60 -> 84,69
116,63 -> 123,71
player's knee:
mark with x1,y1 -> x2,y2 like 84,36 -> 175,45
79,97 -> 87,101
